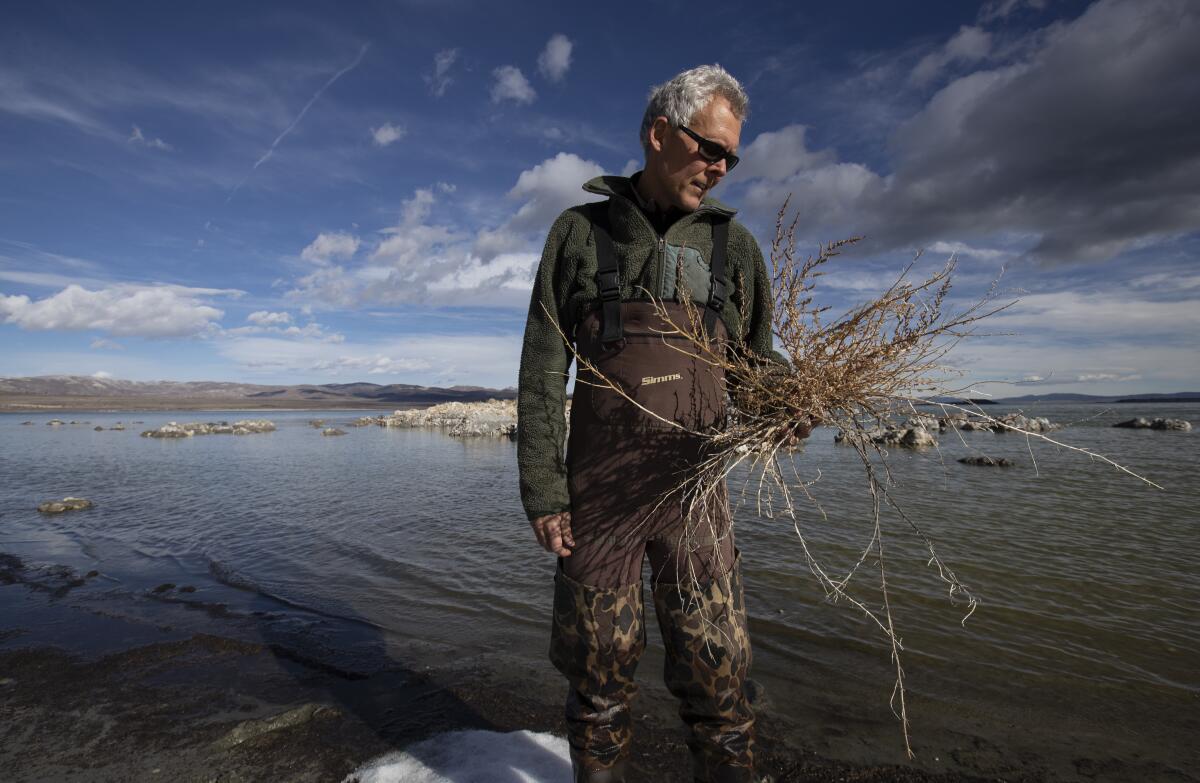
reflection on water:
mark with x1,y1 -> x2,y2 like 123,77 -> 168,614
2,404 -> 1198,775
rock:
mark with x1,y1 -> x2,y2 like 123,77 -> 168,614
94,426 -> 104,431
152,583 -> 175,594
232,419 -> 275,434
85,570 -> 99,578
308,419 -> 325,428
381,399 -> 519,438
1114,417 -> 1192,431
21,421 -> 33,425
995,412 -> 1059,433
141,422 -> 193,438
47,419 -> 64,426
321,428 -> 346,436
959,455 -> 1015,467
835,425 -> 937,448
899,426 -> 937,447
211,703 -> 341,751
37,497 -> 94,513
904,414 -> 939,431
109,424 -> 125,431
1152,418 -> 1192,431
140,419 -> 275,438
179,585 -> 196,593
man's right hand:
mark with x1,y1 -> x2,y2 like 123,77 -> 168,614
531,511 -> 574,557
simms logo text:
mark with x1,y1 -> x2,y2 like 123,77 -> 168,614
641,373 -> 682,385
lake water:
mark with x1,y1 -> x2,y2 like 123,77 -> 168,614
1,404 -> 1197,781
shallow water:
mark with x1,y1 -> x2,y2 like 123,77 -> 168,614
1,404 -> 1197,779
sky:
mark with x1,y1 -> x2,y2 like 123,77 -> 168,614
1,0 -> 1197,395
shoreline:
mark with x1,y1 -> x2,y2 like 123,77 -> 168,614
0,631 -> 991,783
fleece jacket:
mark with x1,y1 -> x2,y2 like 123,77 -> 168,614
516,173 -> 782,521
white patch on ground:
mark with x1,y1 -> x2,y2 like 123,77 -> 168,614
343,729 -> 571,783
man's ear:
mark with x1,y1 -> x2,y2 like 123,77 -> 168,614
648,116 -> 670,153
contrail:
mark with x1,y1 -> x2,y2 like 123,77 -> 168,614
227,42 -> 371,203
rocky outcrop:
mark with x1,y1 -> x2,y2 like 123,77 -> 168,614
140,419 -> 276,438
47,419 -> 64,426
835,425 -> 937,448
37,497 -> 94,513
1114,417 -> 1192,431
380,399 -> 520,439
938,412 -> 1058,433
321,428 -> 346,436
959,455 -> 1015,467
308,419 -> 325,428
348,416 -> 376,427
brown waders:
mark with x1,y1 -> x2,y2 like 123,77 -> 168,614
549,217 -> 756,783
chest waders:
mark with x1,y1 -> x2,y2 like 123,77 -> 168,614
549,207 -> 757,783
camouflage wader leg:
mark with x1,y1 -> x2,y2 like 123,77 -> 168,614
550,567 -> 646,782
653,558 -> 756,783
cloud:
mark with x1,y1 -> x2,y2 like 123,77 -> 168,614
128,124 -> 173,150
287,154 -> 606,310
371,122 -> 406,147
978,0 -> 1047,23
504,152 -> 605,234
910,26 -> 991,86
246,310 -> 293,326
730,0 -> 1200,264
491,66 -> 536,105
0,283 -> 239,338
537,34 -> 573,82
301,232 -> 360,264
90,338 -> 124,350
92,370 -> 113,379
424,48 -> 460,97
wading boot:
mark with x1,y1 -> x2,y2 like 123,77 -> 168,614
550,568 -> 645,783
653,559 -> 756,783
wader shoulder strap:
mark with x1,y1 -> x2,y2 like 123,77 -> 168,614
591,206 -> 623,344
704,218 -> 730,336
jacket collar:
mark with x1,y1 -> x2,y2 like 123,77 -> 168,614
582,173 -> 737,218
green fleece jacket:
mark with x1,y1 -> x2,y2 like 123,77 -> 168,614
516,174 -> 781,521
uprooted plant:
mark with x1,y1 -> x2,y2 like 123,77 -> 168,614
544,199 -> 1159,757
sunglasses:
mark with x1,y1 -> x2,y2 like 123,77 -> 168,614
678,125 -> 740,171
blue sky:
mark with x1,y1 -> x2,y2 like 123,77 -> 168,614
2,0 -> 1197,394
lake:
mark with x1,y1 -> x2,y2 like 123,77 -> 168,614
1,403 -> 1197,781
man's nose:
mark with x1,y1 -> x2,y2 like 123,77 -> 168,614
707,157 -> 728,178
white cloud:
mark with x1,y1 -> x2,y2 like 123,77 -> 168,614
128,124 -> 173,150
90,338 -> 124,350
537,34 -> 573,82
620,158 -> 640,177
505,152 -> 605,234
301,231 -> 360,265
491,66 -> 536,105
371,122 -> 406,147
910,26 -> 992,86
425,48 -> 460,97
246,310 -> 293,326
92,370 -> 113,379
987,290 -> 1200,336
0,283 -> 238,338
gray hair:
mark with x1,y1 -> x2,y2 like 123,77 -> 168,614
639,64 -> 749,154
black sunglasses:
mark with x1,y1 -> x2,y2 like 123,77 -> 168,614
678,125 -> 740,171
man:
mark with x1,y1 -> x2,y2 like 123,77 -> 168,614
518,64 -> 801,783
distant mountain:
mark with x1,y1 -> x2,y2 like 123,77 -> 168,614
0,375 -> 516,407
993,392 -> 1200,404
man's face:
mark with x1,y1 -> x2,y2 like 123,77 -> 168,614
647,95 -> 742,213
